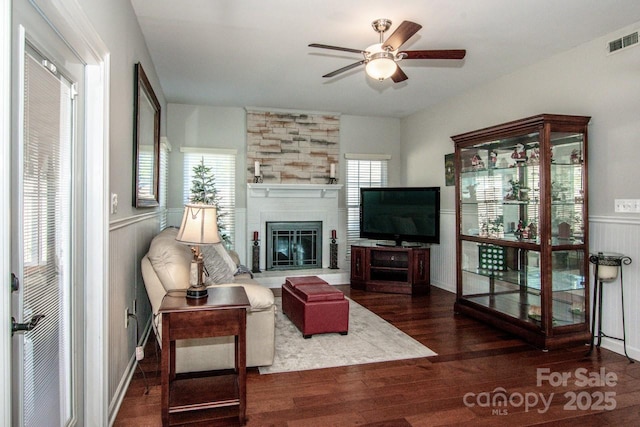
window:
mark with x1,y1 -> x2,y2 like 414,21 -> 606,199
182,148 -> 237,248
345,154 -> 389,255
159,138 -> 170,230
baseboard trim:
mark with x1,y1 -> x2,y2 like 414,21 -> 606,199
108,316 -> 153,426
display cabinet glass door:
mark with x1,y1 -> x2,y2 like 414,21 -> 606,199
461,241 -> 543,327
460,245 -> 586,328
459,132 -> 541,244
550,132 -> 585,246
551,250 -> 586,326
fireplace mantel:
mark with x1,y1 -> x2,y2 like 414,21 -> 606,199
246,183 -> 342,271
247,183 -> 343,199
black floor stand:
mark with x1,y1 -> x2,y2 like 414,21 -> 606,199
587,253 -> 633,363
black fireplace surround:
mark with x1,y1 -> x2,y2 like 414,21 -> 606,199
266,221 -> 322,270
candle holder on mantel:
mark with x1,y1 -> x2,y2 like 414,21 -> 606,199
254,161 -> 263,183
329,230 -> 338,269
328,163 -> 337,184
587,252 -> 634,363
251,232 -> 261,273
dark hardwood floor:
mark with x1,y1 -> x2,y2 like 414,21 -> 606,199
114,286 -> 640,426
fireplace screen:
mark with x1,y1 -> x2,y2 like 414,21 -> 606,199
266,221 -> 322,270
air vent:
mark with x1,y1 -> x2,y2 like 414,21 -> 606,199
608,30 -> 639,54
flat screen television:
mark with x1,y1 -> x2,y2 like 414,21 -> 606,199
360,187 -> 440,246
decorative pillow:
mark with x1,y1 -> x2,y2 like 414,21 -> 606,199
202,244 -> 236,284
227,249 -> 241,266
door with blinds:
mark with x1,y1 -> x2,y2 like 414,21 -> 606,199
11,2 -> 85,425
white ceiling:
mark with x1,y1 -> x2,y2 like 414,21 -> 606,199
130,0 -> 640,118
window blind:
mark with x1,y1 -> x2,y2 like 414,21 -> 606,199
182,150 -> 236,248
22,51 -> 73,426
345,158 -> 388,255
159,139 -> 170,230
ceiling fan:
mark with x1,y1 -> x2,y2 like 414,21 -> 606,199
309,19 -> 466,83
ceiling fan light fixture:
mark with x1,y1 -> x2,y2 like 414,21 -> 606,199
310,19 -> 465,82
365,51 -> 397,81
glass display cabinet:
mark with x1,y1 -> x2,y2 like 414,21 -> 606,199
452,114 -> 592,349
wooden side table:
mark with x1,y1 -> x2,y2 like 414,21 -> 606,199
159,286 -> 250,426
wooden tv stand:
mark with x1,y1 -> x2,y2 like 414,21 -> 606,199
350,245 -> 430,295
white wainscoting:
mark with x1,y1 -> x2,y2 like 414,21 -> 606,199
430,210 -> 457,293
107,212 -> 162,423
590,216 -> 640,361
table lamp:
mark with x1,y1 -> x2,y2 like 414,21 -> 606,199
176,204 -> 221,298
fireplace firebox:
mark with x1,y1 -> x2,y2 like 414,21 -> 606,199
266,221 -> 322,270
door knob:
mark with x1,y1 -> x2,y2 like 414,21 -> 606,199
11,314 -> 45,336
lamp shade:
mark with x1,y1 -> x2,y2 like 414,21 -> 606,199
365,43 -> 397,81
176,204 -> 221,245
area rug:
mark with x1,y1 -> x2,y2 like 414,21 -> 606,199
258,297 -> 437,374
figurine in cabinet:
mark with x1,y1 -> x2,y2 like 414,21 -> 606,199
570,149 -> 581,164
489,150 -> 498,168
511,143 -> 527,164
514,220 -> 525,239
557,222 -> 571,239
505,179 -> 521,201
528,146 -> 540,165
471,154 -> 485,170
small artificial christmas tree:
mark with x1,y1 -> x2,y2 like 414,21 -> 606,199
190,158 -> 231,246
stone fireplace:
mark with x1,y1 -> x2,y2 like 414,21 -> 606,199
246,183 -> 342,271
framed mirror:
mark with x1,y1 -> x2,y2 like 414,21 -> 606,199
133,62 -> 161,207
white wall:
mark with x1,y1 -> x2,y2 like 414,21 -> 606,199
402,21 -> 640,359
80,0 -> 166,220
167,104 -> 247,209
339,114 -> 403,197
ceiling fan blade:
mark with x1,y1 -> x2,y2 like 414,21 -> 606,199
322,60 -> 366,78
382,21 -> 422,51
390,66 -> 408,83
309,43 -> 365,55
401,49 -> 467,60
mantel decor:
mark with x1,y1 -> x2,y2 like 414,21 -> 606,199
133,62 -> 161,207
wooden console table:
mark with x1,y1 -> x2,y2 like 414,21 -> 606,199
159,286 -> 250,426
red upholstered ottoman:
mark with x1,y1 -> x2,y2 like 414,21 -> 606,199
282,276 -> 349,338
